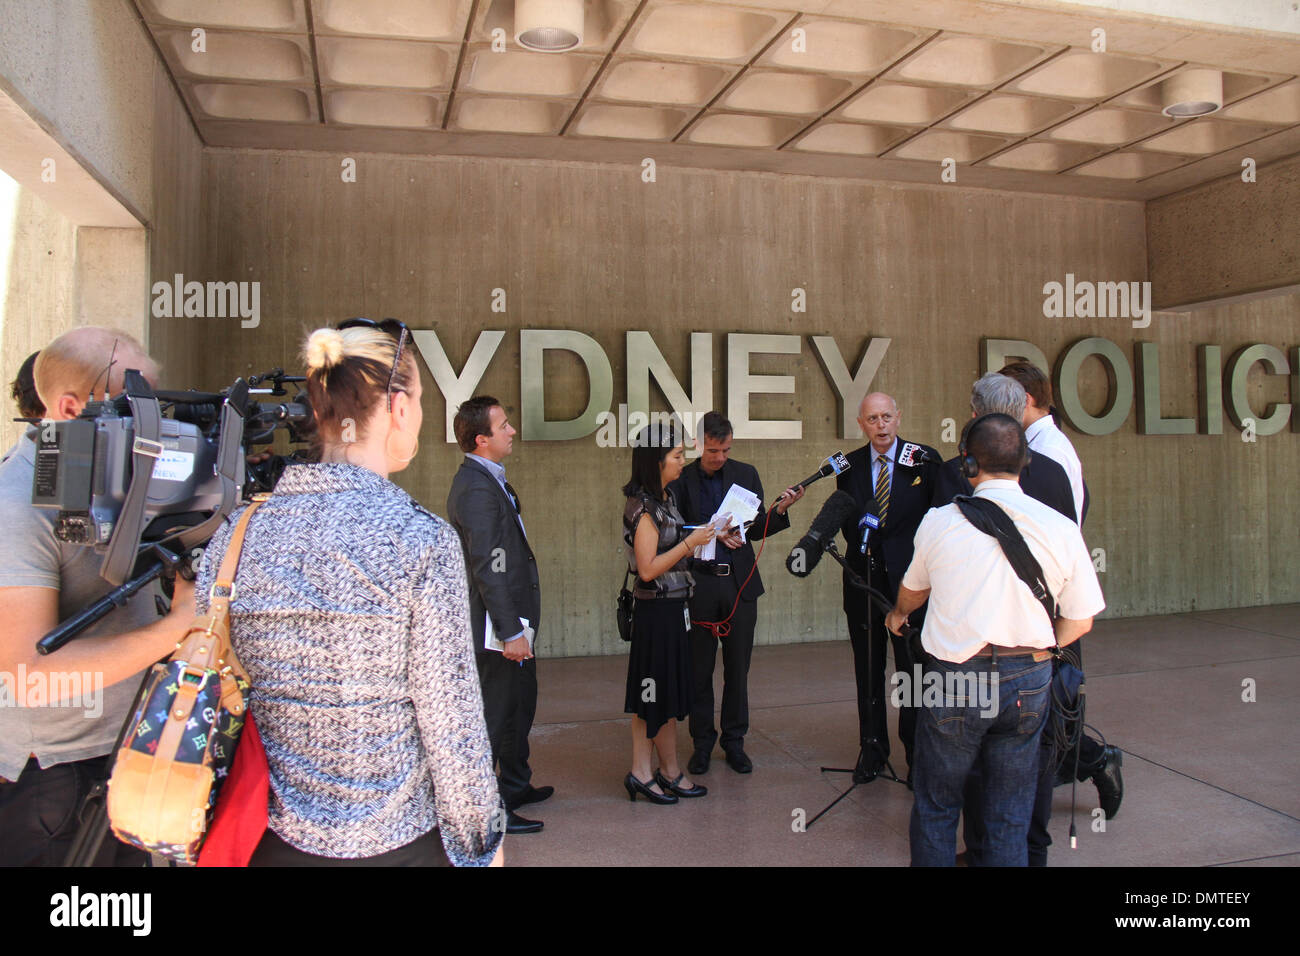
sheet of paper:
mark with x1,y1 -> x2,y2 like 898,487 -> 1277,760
485,617 -> 532,653
695,483 -> 761,561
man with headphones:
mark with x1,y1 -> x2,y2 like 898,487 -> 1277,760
886,414 -> 1104,866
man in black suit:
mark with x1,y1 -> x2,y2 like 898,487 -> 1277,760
932,374 -> 1076,523
837,392 -> 939,783
446,396 -> 549,835
669,412 -> 803,775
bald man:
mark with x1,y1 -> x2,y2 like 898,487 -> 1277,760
836,392 -> 939,785
0,327 -> 195,866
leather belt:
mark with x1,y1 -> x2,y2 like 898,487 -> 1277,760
971,644 -> 1053,661
694,562 -> 731,577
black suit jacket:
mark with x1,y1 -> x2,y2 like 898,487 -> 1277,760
837,439 -> 939,618
666,457 -> 790,602
932,454 -> 1077,523
446,458 -> 541,656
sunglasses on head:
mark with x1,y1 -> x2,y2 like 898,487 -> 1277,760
337,317 -> 410,413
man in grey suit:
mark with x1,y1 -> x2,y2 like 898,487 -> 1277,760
447,396 -> 548,834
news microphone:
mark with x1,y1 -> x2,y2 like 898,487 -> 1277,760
858,512 -> 880,555
786,490 -> 859,578
792,451 -> 851,491
898,442 -> 940,467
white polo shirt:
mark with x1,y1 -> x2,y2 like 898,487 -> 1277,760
1025,415 -> 1085,525
902,478 -> 1105,663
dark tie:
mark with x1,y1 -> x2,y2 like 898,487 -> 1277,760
504,480 -> 521,515
874,454 -> 890,526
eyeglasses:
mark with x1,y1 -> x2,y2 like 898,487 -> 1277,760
337,317 -> 409,413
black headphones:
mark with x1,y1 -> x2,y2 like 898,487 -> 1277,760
959,413 -> 1030,478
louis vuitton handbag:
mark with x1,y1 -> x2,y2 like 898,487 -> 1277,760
106,496 -> 267,863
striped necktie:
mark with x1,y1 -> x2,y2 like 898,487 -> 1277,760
874,454 -> 890,525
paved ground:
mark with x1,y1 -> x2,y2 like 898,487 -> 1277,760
507,604 -> 1300,866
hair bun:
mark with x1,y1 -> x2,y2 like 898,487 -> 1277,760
304,328 -> 345,371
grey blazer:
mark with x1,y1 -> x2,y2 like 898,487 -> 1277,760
446,458 -> 541,655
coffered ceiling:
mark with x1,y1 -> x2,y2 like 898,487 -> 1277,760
131,0 -> 1300,199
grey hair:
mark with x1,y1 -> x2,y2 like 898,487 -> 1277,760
970,372 -> 1027,419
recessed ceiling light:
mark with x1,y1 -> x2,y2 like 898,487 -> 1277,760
516,0 -> 584,53
1161,69 -> 1223,117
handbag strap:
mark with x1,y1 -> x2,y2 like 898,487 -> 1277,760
953,495 -> 1057,628
211,495 -> 269,604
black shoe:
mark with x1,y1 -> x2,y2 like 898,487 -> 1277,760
724,749 -> 752,774
655,770 -> 707,798
687,749 -> 711,775
624,772 -> 678,805
517,785 -> 554,806
506,811 -> 544,834
1092,746 -> 1123,820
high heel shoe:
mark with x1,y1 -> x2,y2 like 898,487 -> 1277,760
655,770 -> 707,798
624,772 -> 678,804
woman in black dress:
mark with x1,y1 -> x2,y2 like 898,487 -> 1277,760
622,422 -> 717,803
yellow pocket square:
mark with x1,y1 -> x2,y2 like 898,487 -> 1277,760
911,476 -> 922,486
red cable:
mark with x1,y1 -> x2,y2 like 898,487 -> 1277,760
694,503 -> 779,640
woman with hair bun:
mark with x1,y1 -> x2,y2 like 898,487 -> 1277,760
195,319 -> 504,866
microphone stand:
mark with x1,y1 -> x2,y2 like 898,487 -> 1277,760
806,540 -> 917,829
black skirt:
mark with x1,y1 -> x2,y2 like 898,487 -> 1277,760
624,596 -> 693,739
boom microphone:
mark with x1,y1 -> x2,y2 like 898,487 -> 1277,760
786,490 -> 859,578
793,451 -> 851,491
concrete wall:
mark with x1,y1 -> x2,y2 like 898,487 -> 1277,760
168,148 -> 1299,658
1148,154 -> 1300,308
0,0 -> 159,223
0,177 -> 77,450
0,0 -> 202,439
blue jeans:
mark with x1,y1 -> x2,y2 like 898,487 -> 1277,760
910,653 -> 1051,867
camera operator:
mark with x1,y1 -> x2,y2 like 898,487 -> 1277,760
886,414 -> 1104,866
0,327 -> 196,866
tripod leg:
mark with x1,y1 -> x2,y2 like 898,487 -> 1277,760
62,783 -> 111,867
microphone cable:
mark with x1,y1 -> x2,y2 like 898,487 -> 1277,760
692,502 -> 780,640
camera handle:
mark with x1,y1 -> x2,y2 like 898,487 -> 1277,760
36,544 -> 184,656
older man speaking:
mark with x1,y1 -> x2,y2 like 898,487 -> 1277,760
836,392 -> 938,785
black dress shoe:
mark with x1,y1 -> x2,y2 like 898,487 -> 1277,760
687,749 -> 710,775
517,785 -> 554,806
724,749 -> 752,774
506,811 -> 544,834
624,772 -> 678,804
1092,746 -> 1123,820
655,770 -> 707,798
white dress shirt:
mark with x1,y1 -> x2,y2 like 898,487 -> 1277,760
901,479 -> 1105,663
1024,415 -> 1085,525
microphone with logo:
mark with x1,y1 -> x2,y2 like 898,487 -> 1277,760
788,451 -> 851,496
